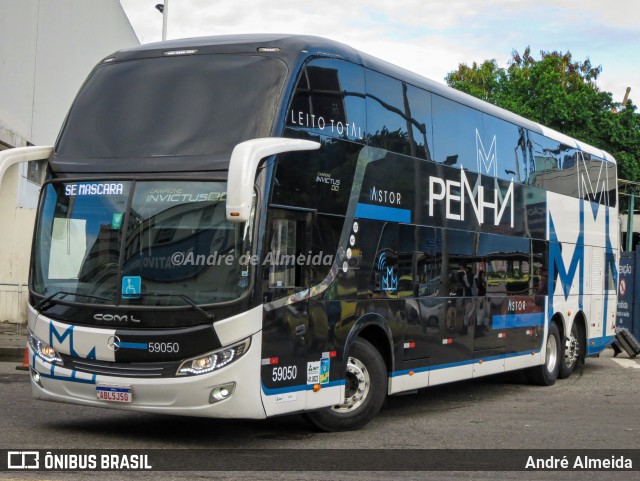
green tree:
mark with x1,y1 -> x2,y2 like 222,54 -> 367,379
445,48 -> 640,182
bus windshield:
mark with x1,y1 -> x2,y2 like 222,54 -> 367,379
55,54 -> 287,159
32,180 -> 254,306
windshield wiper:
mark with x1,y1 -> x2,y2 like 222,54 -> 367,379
35,291 -> 213,321
35,291 -> 114,313
134,292 -> 215,321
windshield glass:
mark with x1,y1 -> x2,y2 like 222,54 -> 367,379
55,54 -> 287,159
33,180 -> 254,306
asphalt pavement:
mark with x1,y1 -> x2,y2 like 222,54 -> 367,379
1,346 -> 640,480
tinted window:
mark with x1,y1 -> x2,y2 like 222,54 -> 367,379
432,95 -> 483,171
483,115 -> 531,183
478,234 -> 530,295
32,180 -> 252,306
122,181 -> 253,305
577,153 -> 612,206
272,133 -> 362,215
57,55 -> 286,158
527,132 -> 576,193
287,58 -> 366,142
33,182 -> 131,299
606,160 -> 617,208
441,230 -> 477,297
262,209 -> 313,299
530,141 -> 613,206
310,214 -> 343,286
365,70 -> 432,160
415,227 -> 446,296
531,239 -> 548,295
397,224 -> 418,298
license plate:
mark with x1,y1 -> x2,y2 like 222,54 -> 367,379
96,384 -> 132,403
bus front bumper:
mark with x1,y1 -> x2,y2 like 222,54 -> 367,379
29,330 -> 267,419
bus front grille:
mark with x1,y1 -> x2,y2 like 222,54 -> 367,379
61,355 -> 179,378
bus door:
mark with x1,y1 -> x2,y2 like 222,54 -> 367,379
261,207 -> 315,413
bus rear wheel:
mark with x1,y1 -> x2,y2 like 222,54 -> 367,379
559,321 -> 584,379
304,337 -> 387,432
526,321 -> 560,386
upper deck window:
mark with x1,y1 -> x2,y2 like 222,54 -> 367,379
365,69 -> 433,160
287,58 -> 366,143
56,55 -> 287,159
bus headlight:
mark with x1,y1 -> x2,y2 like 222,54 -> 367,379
28,332 -> 62,365
176,338 -> 250,376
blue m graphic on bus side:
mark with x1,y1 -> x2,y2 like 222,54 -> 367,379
548,215 -> 584,307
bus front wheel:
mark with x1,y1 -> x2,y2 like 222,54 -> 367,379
305,337 -> 387,431
526,321 -> 561,386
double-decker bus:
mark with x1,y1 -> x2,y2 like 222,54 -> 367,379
0,35 -> 618,431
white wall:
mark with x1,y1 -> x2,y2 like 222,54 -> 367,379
0,0 -> 139,322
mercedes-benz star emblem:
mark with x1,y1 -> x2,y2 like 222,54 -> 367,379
107,335 -> 121,352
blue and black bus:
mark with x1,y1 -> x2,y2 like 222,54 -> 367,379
0,35 -> 618,430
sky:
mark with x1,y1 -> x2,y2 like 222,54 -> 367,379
119,0 -> 639,104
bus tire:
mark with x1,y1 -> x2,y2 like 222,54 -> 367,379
526,321 -> 561,386
304,337 -> 387,432
558,320 -> 584,379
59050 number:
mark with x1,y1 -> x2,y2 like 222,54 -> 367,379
148,342 -> 179,353
272,365 -> 297,382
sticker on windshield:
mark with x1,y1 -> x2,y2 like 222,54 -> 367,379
65,183 -> 125,196
111,213 -> 123,230
122,276 -> 141,298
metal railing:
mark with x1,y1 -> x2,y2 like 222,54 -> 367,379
0,282 -> 26,349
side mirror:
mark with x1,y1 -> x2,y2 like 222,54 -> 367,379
0,146 -> 53,188
226,138 -> 320,222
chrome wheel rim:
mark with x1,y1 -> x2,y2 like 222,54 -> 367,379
564,333 -> 579,368
546,332 -> 558,373
331,356 -> 370,413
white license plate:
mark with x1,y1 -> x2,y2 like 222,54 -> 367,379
96,384 -> 132,403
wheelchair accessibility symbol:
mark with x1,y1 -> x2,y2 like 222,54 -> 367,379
122,276 -> 141,298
